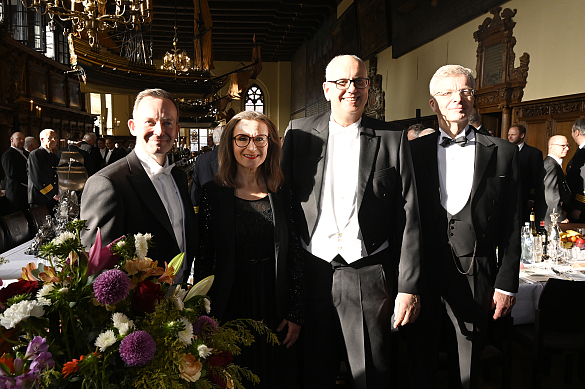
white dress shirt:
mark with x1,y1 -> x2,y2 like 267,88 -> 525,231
547,154 -> 563,167
437,125 -> 475,215
517,142 -> 525,151
305,117 -> 388,264
134,148 -> 186,253
11,146 -> 27,160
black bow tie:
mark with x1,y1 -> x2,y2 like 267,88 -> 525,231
440,135 -> 468,148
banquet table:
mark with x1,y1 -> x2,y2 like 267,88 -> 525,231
511,261 -> 585,325
0,240 -> 37,285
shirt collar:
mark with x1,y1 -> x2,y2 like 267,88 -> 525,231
134,147 -> 173,178
438,124 -> 472,143
329,116 -> 362,135
548,154 -> 563,166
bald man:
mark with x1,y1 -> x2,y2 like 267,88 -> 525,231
1,132 -> 29,213
27,129 -> 59,212
543,135 -> 571,225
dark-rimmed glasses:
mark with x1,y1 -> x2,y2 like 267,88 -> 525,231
233,134 -> 269,148
326,78 -> 370,90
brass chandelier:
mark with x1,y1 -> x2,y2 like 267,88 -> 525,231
160,26 -> 192,73
21,0 -> 152,47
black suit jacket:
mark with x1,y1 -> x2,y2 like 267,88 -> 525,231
194,182 -> 304,323
409,129 -> 521,293
80,150 -> 197,283
105,148 -> 126,166
1,147 -> 29,213
566,147 -> 585,221
190,147 -> 219,206
543,155 -> 571,224
27,147 -> 59,207
282,112 -> 422,295
518,143 -> 546,222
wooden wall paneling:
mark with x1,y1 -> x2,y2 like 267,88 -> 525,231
27,63 -> 48,101
50,71 -> 67,106
67,79 -> 82,109
355,0 -> 388,60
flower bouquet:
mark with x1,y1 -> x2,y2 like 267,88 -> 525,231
0,220 -> 277,388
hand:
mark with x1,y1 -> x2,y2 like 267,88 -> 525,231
393,293 -> 420,328
560,218 -> 569,223
277,319 -> 301,348
491,291 -> 516,320
571,209 -> 582,220
53,195 -> 59,201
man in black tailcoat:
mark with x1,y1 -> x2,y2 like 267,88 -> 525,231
1,132 -> 29,213
566,118 -> 585,222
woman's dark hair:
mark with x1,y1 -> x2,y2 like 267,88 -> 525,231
215,111 -> 284,192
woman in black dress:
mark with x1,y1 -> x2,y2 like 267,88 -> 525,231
195,111 -> 304,388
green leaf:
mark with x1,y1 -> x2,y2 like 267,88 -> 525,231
184,275 -> 214,302
168,252 -> 184,276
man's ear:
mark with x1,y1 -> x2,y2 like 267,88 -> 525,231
429,98 -> 437,113
128,119 -> 136,136
323,82 -> 330,101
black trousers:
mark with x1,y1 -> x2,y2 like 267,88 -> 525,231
299,249 -> 394,389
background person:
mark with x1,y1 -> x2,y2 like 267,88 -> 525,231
190,125 -> 223,207
194,111 -> 304,389
1,132 -> 29,213
566,118 -> 585,222
27,129 -> 59,212
543,135 -> 571,225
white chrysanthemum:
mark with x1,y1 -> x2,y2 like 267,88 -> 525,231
37,284 -> 55,306
134,233 -> 150,260
172,288 -> 188,311
178,317 -> 194,346
112,312 -> 134,335
197,344 -> 212,358
52,231 -> 76,245
95,330 -> 117,352
59,287 -> 69,294
0,300 -> 45,329
204,298 -> 211,314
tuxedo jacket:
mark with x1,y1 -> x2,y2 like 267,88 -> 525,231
190,147 -> 219,206
80,150 -> 197,283
27,147 -> 59,206
566,147 -> 585,219
282,111 -> 422,295
1,147 -> 29,213
518,143 -> 546,222
543,155 -> 571,224
409,129 -> 521,293
194,182 -> 304,323
105,148 -> 126,166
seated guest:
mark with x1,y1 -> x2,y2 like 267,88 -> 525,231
80,88 -> 197,283
194,111 -> 304,389
27,129 -> 59,212
543,135 -> 571,225
1,132 -> 29,213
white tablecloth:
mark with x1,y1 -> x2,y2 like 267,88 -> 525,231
0,240 -> 37,285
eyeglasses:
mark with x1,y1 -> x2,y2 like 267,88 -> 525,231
552,144 -> 570,149
326,78 -> 370,90
433,89 -> 475,98
233,134 -> 269,148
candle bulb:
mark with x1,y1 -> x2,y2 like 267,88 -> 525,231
30,100 -> 33,112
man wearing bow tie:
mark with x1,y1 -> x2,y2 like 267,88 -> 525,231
80,88 -> 197,282
282,54 -> 422,389
407,65 -> 520,389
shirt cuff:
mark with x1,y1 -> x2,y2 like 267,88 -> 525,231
494,288 -> 516,297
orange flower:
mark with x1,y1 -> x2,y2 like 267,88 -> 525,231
20,263 -> 38,281
158,262 -> 175,285
39,266 -> 60,283
62,355 -> 84,378
0,354 -> 15,374
179,353 -> 203,382
124,257 -> 155,276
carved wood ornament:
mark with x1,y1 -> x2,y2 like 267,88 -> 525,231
473,7 -> 530,133
364,55 -> 385,120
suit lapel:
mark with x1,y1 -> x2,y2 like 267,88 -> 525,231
306,113 -> 330,236
471,131 -> 496,199
126,152 -> 176,244
357,122 -> 379,210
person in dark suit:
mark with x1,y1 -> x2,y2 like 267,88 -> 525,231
407,65 -> 520,389
27,129 -> 59,212
78,132 -> 99,176
566,118 -> 585,222
195,111 -> 304,389
543,135 -> 571,225
80,89 -> 197,283
508,124 -> 546,223
282,54 -> 422,389
96,137 -> 107,169
1,132 -> 29,213
190,125 -> 223,207
104,136 -> 126,166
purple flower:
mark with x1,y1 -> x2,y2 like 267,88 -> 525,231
119,331 -> 156,367
29,352 -> 54,373
93,269 -> 131,306
0,376 -> 15,388
193,316 -> 219,335
13,358 -> 23,375
15,372 -> 37,388
24,336 -> 49,360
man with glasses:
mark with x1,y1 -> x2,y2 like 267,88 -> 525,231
543,135 -> 571,225
282,54 -> 422,389
407,65 -> 520,389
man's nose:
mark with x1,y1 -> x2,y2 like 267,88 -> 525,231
153,122 -> 163,135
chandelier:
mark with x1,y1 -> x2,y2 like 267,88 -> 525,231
21,0 -> 152,48
160,26 -> 192,73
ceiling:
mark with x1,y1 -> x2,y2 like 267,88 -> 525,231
141,0 -> 340,63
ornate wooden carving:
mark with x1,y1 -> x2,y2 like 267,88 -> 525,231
473,7 -> 529,132
364,56 -> 385,120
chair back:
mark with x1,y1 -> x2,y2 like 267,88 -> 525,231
0,211 -> 33,249
0,224 -> 6,253
536,278 -> 585,334
28,204 -> 51,231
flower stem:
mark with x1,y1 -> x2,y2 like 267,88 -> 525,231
0,328 -> 18,344
59,310 -> 73,360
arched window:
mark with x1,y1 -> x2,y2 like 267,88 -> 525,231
245,85 -> 264,113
